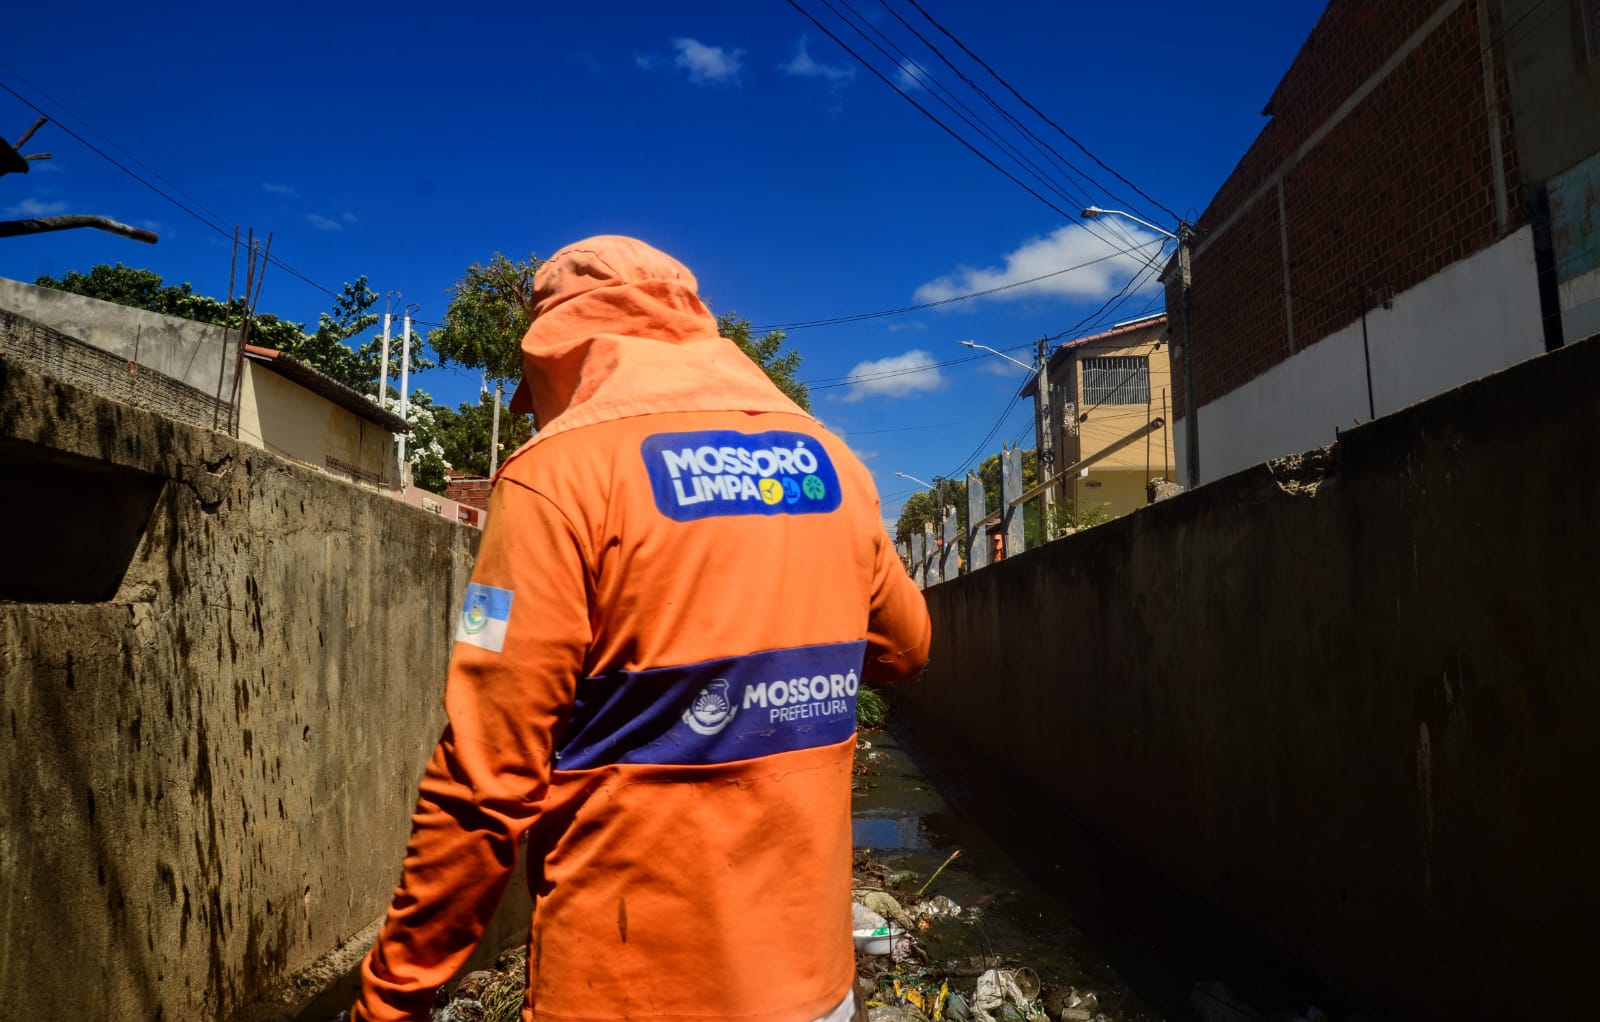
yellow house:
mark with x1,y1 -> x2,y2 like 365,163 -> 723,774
1032,313 -> 1176,522
237,344 -> 410,490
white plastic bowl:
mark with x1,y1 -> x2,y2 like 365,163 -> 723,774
852,926 -> 902,955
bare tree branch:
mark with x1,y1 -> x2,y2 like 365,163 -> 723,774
0,215 -> 158,244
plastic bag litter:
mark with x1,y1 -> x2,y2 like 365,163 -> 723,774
1043,987 -> 1100,1022
970,968 -> 1046,1022
853,901 -> 887,932
918,895 -> 963,920
861,890 -> 917,930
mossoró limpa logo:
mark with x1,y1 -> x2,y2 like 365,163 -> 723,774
641,429 -> 843,521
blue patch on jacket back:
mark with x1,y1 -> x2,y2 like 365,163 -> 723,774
641,429 -> 843,521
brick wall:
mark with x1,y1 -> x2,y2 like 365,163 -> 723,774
445,476 -> 494,511
0,308 -> 232,431
1167,0 -> 1525,417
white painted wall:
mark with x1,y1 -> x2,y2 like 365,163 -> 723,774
1180,226 -> 1546,487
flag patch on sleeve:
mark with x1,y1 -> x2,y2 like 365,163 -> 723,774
455,583 -> 514,653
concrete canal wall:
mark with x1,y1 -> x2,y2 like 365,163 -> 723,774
0,358 -> 485,1021
901,335 -> 1599,1019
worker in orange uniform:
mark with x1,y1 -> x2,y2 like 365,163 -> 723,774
353,236 -> 932,1022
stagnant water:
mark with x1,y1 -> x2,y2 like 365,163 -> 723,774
295,714 -> 1366,1021
863,713 -> 1371,1022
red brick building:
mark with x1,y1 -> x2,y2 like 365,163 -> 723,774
1164,0 -> 1600,486
445,471 -> 493,513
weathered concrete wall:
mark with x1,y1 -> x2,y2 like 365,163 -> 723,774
0,358 -> 483,1020
898,335 -> 1600,1019
0,277 -> 239,397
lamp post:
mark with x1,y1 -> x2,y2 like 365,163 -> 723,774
895,471 -> 946,532
1082,206 -> 1199,488
959,339 -> 1057,541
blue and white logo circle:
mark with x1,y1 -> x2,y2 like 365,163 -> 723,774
683,680 -> 738,736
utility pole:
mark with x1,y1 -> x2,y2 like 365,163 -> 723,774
1178,222 -> 1200,488
399,305 -> 416,473
1035,336 -> 1056,542
379,290 -> 400,411
490,379 -> 503,476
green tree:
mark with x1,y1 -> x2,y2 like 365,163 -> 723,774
716,313 -> 810,411
895,450 -> 1054,555
430,254 -> 541,385
433,392 -> 538,477
33,263 -> 430,393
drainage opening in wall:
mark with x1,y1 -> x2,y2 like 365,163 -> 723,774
0,438 -> 165,602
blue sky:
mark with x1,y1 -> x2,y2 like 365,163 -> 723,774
2,1 -> 1324,521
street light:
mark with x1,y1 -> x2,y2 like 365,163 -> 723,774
1081,205 -> 1200,488
894,471 -> 937,491
1080,205 -> 1177,241
958,339 -> 1061,541
957,339 -> 1035,374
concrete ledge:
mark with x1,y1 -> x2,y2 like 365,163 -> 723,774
0,359 -> 480,1020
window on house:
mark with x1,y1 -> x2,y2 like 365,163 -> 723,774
1080,356 -> 1150,405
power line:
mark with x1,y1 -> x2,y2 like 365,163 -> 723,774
825,0 -> 1142,257
786,0 -> 1080,221
900,0 -> 1178,224
1,74 -> 343,302
0,61 -> 233,232
872,0 -> 1149,251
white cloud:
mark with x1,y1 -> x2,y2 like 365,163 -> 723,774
782,35 -> 855,91
671,38 -> 743,84
895,59 -> 925,91
341,211 -> 358,224
839,349 -> 944,402
635,53 -> 662,71
263,182 -> 300,199
306,213 -> 342,231
5,196 -> 67,216
913,224 -> 1168,306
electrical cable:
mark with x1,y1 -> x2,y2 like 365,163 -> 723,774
825,0 -> 1146,258
1,75 -> 349,303
786,0 -> 1080,221
900,0 -> 1178,224
872,0 -> 1150,252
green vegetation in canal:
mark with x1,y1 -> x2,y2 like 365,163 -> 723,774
857,685 -> 889,730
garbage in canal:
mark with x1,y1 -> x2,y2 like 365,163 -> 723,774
850,848 -> 1118,1022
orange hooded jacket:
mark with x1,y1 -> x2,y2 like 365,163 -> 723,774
354,236 -> 932,1022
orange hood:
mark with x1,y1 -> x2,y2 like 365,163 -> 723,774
504,236 -> 808,457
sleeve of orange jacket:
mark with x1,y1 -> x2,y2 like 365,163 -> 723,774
353,478 -> 593,1022
862,520 -> 932,685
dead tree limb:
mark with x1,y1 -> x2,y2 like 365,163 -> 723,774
0,215 -> 158,244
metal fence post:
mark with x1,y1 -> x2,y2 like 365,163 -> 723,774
965,470 -> 989,571
910,532 -> 926,590
1000,446 -> 1024,557
941,505 -> 958,577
